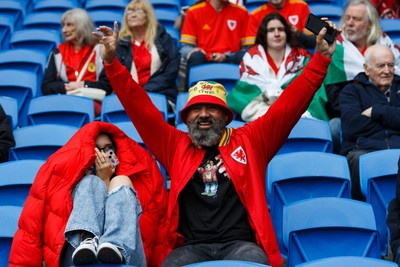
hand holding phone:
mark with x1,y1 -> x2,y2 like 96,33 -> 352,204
305,13 -> 338,44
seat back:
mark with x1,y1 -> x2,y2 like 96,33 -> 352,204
283,197 -> 380,267
267,152 -> 351,256
23,12 -> 63,32
296,256 -> 397,267
10,29 -> 61,56
88,10 -> 123,29
359,149 -> 400,256
113,121 -> 144,146
175,92 -> 188,125
0,69 -> 38,126
380,19 -> 400,39
0,1 -> 25,30
9,124 -> 79,161
148,92 -> 168,121
32,0 -> 77,14
27,95 -> 95,127
309,4 -> 343,26
101,94 -> 129,123
0,206 -> 22,267
0,96 -> 18,129
188,63 -> 240,92
0,16 -> 14,49
278,118 -> 333,154
84,0 -> 127,12
0,160 -> 44,206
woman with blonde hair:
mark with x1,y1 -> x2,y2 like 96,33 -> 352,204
114,0 -> 180,112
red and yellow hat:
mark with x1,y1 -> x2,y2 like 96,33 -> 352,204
180,81 -> 234,125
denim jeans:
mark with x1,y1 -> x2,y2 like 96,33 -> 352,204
329,117 -> 342,154
161,240 -> 269,267
64,175 -> 146,267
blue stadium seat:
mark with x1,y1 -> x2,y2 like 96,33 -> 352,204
10,29 -> 61,56
277,118 -> 333,154
27,95 -> 95,128
0,206 -> 22,267
359,149 -> 400,256
283,197 -> 380,267
188,63 -> 240,92
113,121 -> 143,146
88,10 -> 123,29
309,4 -> 343,26
23,12 -> 63,32
0,69 -> 39,126
296,256 -> 397,267
151,0 -> 180,13
267,151 -> 351,257
9,124 -> 79,161
69,265 -> 143,267
154,9 -> 180,34
101,94 -> 129,123
32,0 -> 77,14
0,48 -> 48,86
84,0 -> 127,12
148,92 -> 169,121
183,260 -> 271,266
175,92 -> 188,125
0,96 -> 18,129
165,26 -> 180,49
380,19 -> 400,39
0,16 -> 14,49
0,159 -> 45,206
0,1 -> 25,31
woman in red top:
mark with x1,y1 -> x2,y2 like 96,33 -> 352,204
41,8 -> 113,116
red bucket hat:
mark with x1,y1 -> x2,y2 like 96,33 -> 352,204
180,81 -> 234,125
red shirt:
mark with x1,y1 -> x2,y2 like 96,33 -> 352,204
58,43 -> 97,82
132,40 -> 151,87
245,0 -> 310,45
181,1 -> 249,59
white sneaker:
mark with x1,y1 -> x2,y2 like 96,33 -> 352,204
97,242 -> 124,264
72,237 -> 98,265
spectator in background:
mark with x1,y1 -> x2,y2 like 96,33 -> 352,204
387,156 -> 400,266
324,0 -> 400,154
105,0 -> 180,112
339,44 -> 400,201
41,8 -> 113,116
245,0 -> 315,49
0,104 -> 15,163
9,122 -> 168,267
370,0 -> 400,18
180,0 -> 249,89
227,12 -> 328,122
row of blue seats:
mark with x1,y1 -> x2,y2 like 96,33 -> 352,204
1,149 -> 399,266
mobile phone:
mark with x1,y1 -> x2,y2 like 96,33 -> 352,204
105,148 -> 119,168
305,13 -> 338,44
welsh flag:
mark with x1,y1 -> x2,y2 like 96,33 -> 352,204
324,33 -> 400,85
227,44 -> 329,121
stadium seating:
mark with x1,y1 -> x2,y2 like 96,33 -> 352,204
296,256 -> 397,267
380,18 -> 400,39
32,0 -> 77,14
0,205 -> 22,267
188,63 -> 240,92
0,159 -> 44,206
84,0 -> 127,13
308,4 -> 343,26
101,94 -> 129,123
277,118 -> 333,154
27,95 -> 95,128
0,96 -> 18,129
283,197 -> 380,267
359,149 -> 400,256
88,10 -> 123,29
113,121 -> 143,146
23,12 -> 63,32
267,151 -> 351,257
245,0 -> 266,13
175,92 -> 188,125
0,69 -> 39,126
0,1 -> 25,30
0,16 -> 14,49
151,0 -> 180,14
10,29 -> 61,57
9,124 -> 79,161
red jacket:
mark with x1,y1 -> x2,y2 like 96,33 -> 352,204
104,53 -> 331,267
9,122 -> 168,267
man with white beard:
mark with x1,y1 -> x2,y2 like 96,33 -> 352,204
323,0 -> 400,154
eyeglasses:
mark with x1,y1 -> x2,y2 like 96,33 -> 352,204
97,144 -> 115,153
126,9 -> 145,15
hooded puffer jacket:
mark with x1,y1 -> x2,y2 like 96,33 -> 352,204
9,121 -> 168,267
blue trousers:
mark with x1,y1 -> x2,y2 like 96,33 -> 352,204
161,240 -> 269,267
64,175 -> 146,267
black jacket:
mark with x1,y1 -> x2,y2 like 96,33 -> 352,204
0,104 -> 15,162
339,72 -> 400,155
111,24 -> 180,103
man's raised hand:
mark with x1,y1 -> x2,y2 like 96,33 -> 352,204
93,21 -> 119,64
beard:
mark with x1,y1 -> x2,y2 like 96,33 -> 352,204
345,27 -> 368,43
188,116 -> 227,147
